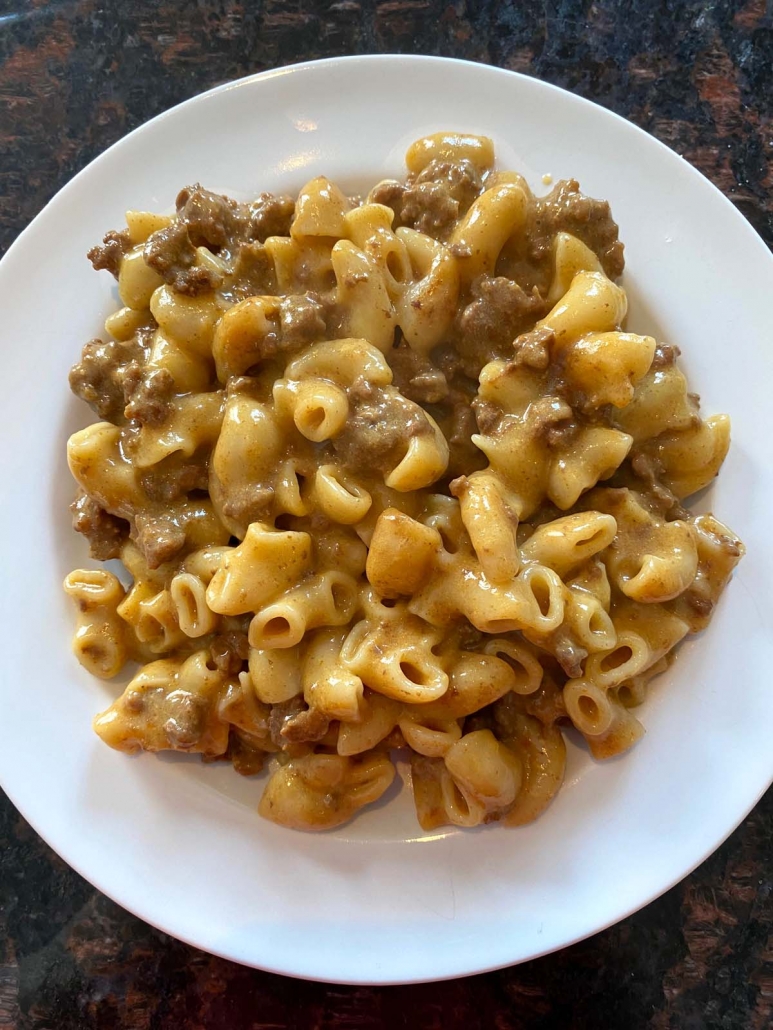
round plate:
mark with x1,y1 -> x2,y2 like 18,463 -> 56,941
0,55 -> 770,985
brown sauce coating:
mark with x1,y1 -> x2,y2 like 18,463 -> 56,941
529,178 -> 625,281
67,138 -> 745,836
456,275 -> 548,373
209,629 -> 250,676
268,697 -> 330,749
279,292 -> 328,347
140,457 -> 210,504
75,156 -> 631,574
373,159 -> 484,240
332,383 -> 433,475
228,241 -> 276,300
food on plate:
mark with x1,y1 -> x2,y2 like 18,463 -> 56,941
64,132 -> 744,831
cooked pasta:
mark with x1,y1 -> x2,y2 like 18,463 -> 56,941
66,132 -> 744,832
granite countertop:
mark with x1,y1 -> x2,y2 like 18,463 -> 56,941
1,1 -> 772,1026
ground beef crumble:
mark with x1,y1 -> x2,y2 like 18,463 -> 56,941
279,292 -> 327,347
457,275 -> 548,373
650,343 -> 681,369
144,221 -> 220,296
414,158 -> 483,209
369,179 -> 406,213
332,387 -> 433,474
71,490 -> 128,560
69,338 -> 133,421
512,326 -> 554,370
176,185 -> 243,248
400,182 -> 460,239
220,483 -> 276,527
140,458 -> 210,504
87,229 -> 131,278
131,511 -> 187,569
268,698 -> 330,749
209,630 -> 250,676
389,341 -> 449,405
249,193 -> 295,241
529,178 -> 625,280
229,242 -> 275,300
371,160 -> 482,239
121,364 -> 175,426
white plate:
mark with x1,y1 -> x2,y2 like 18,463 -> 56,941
0,55 -> 771,985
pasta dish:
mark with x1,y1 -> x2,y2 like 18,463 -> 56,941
64,132 -> 744,831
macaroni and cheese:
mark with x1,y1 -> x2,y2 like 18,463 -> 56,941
65,133 -> 744,832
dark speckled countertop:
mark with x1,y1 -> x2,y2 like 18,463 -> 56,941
1,2 -> 772,1027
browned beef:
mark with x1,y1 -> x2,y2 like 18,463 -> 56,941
650,343 -> 681,370
332,387 -> 433,474
414,158 -> 483,210
369,180 -> 406,214
87,229 -> 131,278
512,326 -> 554,370
229,241 -> 275,299
530,179 -> 625,280
140,458 -> 210,504
209,630 -> 250,676
388,342 -> 449,405
400,182 -> 460,238
249,193 -> 295,241
279,292 -> 327,347
220,483 -> 275,527
176,185 -> 242,248
121,364 -> 175,426
162,692 -> 208,749
144,221 -> 220,296
131,511 -> 186,569
267,698 -> 329,749
457,275 -> 547,373
69,338 -> 129,421
71,490 -> 128,560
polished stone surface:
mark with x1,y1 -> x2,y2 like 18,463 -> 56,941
1,1 -> 772,1025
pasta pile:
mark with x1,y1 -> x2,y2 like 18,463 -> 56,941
65,133 -> 743,831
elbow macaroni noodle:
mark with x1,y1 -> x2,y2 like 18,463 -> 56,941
65,132 -> 744,832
